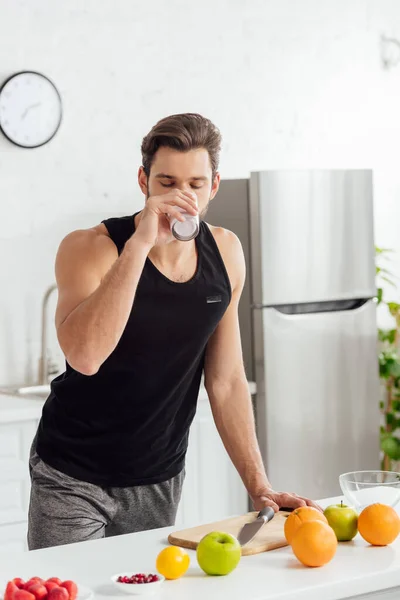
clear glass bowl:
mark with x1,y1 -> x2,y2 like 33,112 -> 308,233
339,470 -> 400,512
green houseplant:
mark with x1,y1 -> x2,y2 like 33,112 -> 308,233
376,247 -> 400,470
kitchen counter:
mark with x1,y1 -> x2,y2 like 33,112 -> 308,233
0,496 -> 399,600
0,381 -> 257,423
0,393 -> 44,423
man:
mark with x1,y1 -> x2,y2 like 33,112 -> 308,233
28,113 -> 319,550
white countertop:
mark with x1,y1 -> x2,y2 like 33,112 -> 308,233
0,381 -> 257,423
0,496 -> 398,600
0,393 -> 44,422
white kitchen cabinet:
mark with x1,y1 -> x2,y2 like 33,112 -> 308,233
175,397 -> 249,528
0,416 -> 39,551
0,420 -> 38,523
0,522 -> 29,553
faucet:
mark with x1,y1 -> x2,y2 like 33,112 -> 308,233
38,284 -> 59,385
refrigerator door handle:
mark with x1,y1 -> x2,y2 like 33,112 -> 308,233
252,297 -> 372,315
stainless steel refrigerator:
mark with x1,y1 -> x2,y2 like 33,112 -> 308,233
206,169 -> 380,500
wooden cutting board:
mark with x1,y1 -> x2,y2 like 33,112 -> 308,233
168,511 -> 291,556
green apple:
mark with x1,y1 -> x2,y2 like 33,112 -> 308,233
196,531 -> 241,576
324,501 -> 358,542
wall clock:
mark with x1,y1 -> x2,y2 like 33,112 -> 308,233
0,71 -> 62,148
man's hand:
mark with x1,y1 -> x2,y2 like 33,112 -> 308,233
134,189 -> 198,248
252,489 -> 323,513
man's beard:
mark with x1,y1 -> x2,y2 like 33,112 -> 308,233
199,201 -> 210,220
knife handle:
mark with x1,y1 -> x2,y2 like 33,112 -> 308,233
258,506 -> 275,522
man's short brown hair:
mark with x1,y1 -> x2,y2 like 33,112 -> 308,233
141,113 -> 221,179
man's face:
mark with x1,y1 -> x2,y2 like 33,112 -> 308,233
139,147 -> 220,218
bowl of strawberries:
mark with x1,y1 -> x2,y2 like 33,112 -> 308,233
2,578 -> 92,600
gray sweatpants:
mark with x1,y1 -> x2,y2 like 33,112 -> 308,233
28,441 -> 184,550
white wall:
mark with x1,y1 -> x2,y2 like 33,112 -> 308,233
0,0 -> 399,385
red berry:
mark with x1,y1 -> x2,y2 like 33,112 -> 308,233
46,579 -> 62,586
117,573 -> 160,585
44,583 -> 58,594
61,581 -> 78,600
12,579 -> 25,590
5,581 -> 19,600
23,580 -> 43,592
14,592 -> 35,600
27,584 -> 47,600
48,588 -> 69,600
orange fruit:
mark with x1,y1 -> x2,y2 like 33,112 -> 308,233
284,506 -> 328,544
358,503 -> 400,546
156,546 -> 190,580
291,520 -> 337,567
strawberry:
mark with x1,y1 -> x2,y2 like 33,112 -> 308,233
48,588 -> 68,600
45,580 -> 61,587
5,581 -> 19,600
12,580 -> 25,590
26,584 -> 47,600
14,591 -> 35,600
61,579 -> 78,600
24,580 -> 44,591
44,583 -> 59,594
61,582 -> 77,600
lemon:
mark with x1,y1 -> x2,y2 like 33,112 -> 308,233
156,546 -> 190,580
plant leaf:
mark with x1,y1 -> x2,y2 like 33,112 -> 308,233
376,246 -> 394,255
377,266 -> 396,276
381,435 -> 400,460
381,275 -> 397,288
379,329 -> 396,343
389,361 -> 400,379
386,412 -> 396,427
388,302 -> 400,316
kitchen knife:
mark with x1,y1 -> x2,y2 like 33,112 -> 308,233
237,506 -> 275,546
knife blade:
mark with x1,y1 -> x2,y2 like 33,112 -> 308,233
237,506 -> 275,546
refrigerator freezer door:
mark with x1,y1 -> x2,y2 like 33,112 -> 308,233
205,178 -> 254,379
249,170 -> 376,306
254,300 -> 380,500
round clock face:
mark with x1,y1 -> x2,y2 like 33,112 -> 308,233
0,71 -> 62,148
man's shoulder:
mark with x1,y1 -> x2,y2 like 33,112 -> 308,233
56,224 -> 118,269
205,223 -> 242,251
205,223 -> 245,291
207,223 -> 243,259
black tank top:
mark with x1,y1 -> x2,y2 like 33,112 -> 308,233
36,214 -> 231,486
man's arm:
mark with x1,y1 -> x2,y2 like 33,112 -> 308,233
204,228 -> 320,511
55,227 -> 149,376
55,188 -> 198,377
